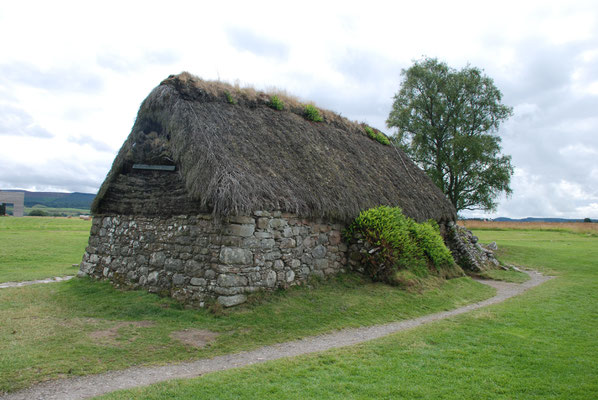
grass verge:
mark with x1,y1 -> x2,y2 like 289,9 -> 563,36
98,230 -> 598,399
0,273 -> 493,393
0,217 -> 91,282
478,268 -> 530,283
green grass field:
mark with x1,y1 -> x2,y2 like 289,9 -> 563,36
0,217 -> 91,282
0,217 -> 494,394
98,229 -> 598,400
4,205 -> 91,217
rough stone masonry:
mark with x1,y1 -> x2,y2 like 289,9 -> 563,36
79,211 -> 346,307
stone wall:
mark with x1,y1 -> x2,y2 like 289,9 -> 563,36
79,211 -> 347,307
444,222 -> 499,272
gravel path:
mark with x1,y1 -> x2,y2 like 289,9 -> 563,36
1,270 -> 552,400
0,276 -> 73,289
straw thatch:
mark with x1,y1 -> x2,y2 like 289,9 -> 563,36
92,72 -> 456,224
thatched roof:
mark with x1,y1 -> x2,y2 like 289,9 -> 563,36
92,72 -> 456,223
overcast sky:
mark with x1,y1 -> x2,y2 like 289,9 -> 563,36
1,0 -> 597,219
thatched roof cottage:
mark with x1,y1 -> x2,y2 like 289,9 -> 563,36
79,73 -> 457,307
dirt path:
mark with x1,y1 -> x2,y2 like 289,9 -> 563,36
1,271 -> 552,400
0,276 -> 73,289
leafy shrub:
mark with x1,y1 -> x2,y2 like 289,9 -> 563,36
304,104 -> 323,122
28,209 -> 49,216
225,91 -> 237,105
344,206 -> 460,285
269,95 -> 285,111
364,125 -> 391,146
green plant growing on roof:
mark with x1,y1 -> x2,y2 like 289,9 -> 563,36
225,91 -> 237,105
269,95 -> 285,111
364,125 -> 391,146
304,104 -> 323,122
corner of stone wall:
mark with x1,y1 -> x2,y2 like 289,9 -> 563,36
444,222 -> 500,272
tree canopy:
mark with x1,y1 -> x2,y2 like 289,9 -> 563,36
387,57 -> 514,213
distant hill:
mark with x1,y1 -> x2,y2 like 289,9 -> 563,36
493,217 -> 588,223
1,190 -> 95,210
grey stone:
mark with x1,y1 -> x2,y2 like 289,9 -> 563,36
225,224 -> 255,237
260,239 -> 276,249
264,250 -> 282,261
256,218 -> 270,230
220,247 -> 253,264
314,258 -> 329,269
228,216 -> 255,224
164,258 -> 184,272
269,218 -> 287,229
318,233 -> 329,245
172,273 -> 186,286
265,270 -> 277,287
280,238 -> 296,248
290,259 -> 301,269
242,237 -> 259,248
204,269 -> 216,280
255,231 -> 272,239
303,237 -> 315,248
282,227 -> 293,238
312,245 -> 327,259
217,294 -> 247,307
185,259 -> 202,275
486,241 -> 498,251
217,274 -> 248,287
286,270 -> 295,282
149,252 -> 166,267
147,271 -> 159,285
190,277 -> 207,286
273,259 -> 284,270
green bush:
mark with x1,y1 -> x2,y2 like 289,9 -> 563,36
269,95 -> 285,111
304,104 -> 323,122
364,125 -> 391,146
28,209 -> 49,216
344,206 -> 460,285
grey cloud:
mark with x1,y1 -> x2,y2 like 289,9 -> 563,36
67,135 -> 116,153
227,28 -> 289,60
0,63 -> 103,93
0,104 -> 53,138
334,49 -> 400,83
0,158 -> 106,194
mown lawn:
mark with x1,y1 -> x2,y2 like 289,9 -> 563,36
0,272 -> 493,393
0,217 -> 91,282
99,230 -> 598,399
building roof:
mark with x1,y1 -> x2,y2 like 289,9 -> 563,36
92,72 -> 456,223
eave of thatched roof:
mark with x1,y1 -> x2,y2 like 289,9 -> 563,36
92,72 -> 457,223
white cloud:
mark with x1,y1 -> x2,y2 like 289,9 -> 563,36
0,0 -> 597,219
